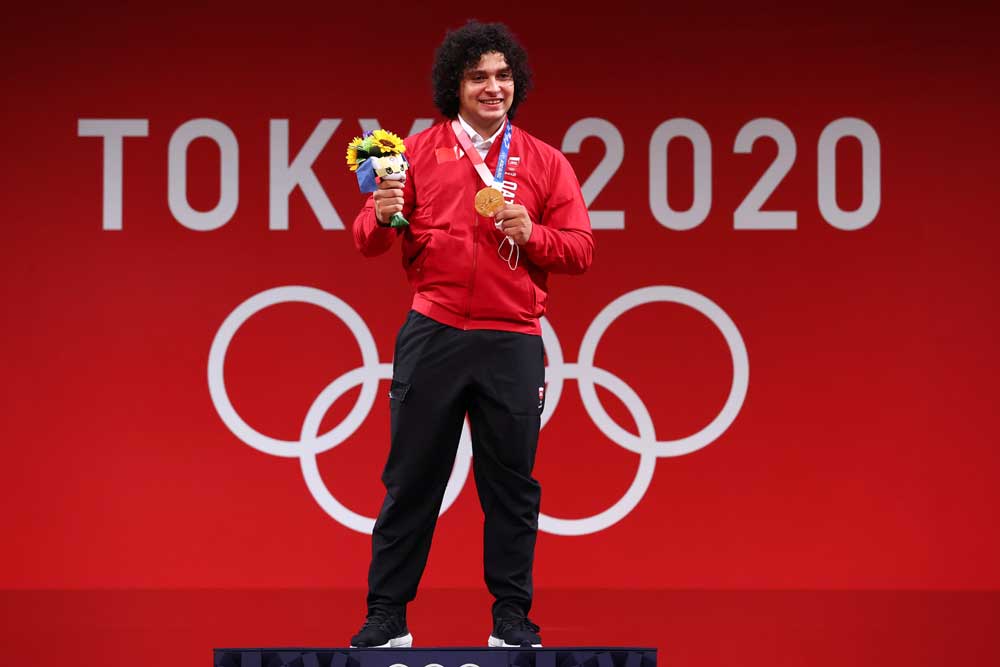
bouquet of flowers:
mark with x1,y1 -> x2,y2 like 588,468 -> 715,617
346,129 -> 409,228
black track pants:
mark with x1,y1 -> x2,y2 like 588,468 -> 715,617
366,311 -> 544,618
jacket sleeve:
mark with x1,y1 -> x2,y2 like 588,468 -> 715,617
521,150 -> 594,274
351,196 -> 397,257
351,158 -> 418,257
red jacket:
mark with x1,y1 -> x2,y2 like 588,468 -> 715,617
352,120 -> 594,335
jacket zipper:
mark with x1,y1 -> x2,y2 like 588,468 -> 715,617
466,215 -> 479,328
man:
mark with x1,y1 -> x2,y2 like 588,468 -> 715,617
350,20 -> 593,648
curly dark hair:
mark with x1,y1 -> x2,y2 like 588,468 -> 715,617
431,20 -> 533,121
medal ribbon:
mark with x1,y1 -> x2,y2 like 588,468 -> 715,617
451,119 -> 513,189
452,119 -> 520,271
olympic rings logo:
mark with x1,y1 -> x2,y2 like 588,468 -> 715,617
207,285 -> 749,536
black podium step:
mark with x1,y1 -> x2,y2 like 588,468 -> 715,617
214,647 -> 657,667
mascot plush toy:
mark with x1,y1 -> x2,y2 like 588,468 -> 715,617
346,130 -> 409,228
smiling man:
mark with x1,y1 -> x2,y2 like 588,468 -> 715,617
350,20 -> 594,649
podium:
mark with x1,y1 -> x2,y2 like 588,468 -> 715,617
214,647 -> 657,667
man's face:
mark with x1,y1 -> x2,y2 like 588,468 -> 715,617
458,51 -> 514,135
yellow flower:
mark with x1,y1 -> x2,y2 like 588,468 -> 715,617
345,136 -> 364,171
371,129 -> 406,155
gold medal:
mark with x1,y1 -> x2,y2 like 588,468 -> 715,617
474,187 -> 505,217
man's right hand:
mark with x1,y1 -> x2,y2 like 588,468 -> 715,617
374,180 -> 404,224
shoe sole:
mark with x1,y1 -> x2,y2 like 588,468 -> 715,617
351,632 -> 413,648
488,635 -> 542,648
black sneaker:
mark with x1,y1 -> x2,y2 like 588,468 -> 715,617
488,615 -> 542,647
350,608 -> 412,648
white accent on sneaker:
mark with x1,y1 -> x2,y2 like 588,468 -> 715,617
351,632 -> 413,648
488,635 -> 542,648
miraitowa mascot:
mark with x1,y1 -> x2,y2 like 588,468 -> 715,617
346,130 -> 410,228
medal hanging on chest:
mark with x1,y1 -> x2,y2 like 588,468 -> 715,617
474,187 -> 505,217
452,120 -> 513,215
453,120 -> 520,270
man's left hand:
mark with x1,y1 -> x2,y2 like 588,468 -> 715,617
495,204 -> 533,245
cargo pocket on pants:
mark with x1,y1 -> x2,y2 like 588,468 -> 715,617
388,379 -> 411,403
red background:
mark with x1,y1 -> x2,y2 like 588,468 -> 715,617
2,1 -> 998,664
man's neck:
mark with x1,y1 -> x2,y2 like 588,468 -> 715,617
459,114 -> 505,140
